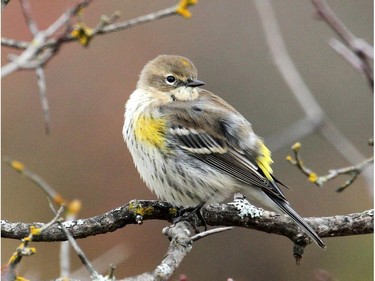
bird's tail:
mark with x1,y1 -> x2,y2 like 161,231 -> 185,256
272,198 -> 326,249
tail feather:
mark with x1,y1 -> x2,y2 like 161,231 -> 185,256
273,198 -> 326,249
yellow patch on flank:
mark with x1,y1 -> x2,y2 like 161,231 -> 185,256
256,141 -> 274,181
134,114 -> 167,150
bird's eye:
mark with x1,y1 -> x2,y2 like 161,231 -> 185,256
165,75 -> 176,85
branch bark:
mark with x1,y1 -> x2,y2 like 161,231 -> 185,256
2,200 -> 373,246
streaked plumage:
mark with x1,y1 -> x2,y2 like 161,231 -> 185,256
123,55 -> 325,249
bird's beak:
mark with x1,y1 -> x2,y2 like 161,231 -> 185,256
187,78 -> 205,87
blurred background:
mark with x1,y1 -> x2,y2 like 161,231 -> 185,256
2,1 -> 373,280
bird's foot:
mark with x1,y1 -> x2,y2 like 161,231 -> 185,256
173,202 -> 207,233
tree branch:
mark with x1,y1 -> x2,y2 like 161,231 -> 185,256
2,200 -> 373,246
122,221 -> 196,281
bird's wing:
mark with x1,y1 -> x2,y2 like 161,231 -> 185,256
162,92 -> 288,202
169,124 -> 286,201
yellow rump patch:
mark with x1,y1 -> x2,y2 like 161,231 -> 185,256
134,115 -> 167,150
256,141 -> 274,181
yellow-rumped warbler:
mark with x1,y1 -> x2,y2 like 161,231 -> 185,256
123,55 -> 325,249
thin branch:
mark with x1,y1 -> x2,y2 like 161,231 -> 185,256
329,38 -> 364,71
311,0 -> 373,89
123,221 -> 194,281
123,221 -> 229,281
2,0 -> 92,78
41,204 -> 66,231
311,0 -> 373,59
19,0 -> 39,36
71,244 -> 129,278
60,200 -> 81,278
57,220 -> 100,279
332,158 -> 374,192
254,0 -> 373,193
45,198 -> 103,280
190,226 -> 233,242
287,142 -> 374,191
0,2 -> 189,51
3,157 -> 66,205
1,38 -> 29,49
36,67 -> 50,134
1,0 -> 196,62
98,6 -> 177,35
3,205 -> 65,280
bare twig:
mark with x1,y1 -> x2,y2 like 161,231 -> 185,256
254,0 -> 373,194
286,143 -> 317,182
107,264 -> 116,280
1,37 -> 30,49
3,157 -> 66,205
3,205 -> 65,281
71,244 -> 129,279
60,200 -> 81,278
190,226 -> 233,242
1,0 -> 196,70
331,158 -> 374,192
1,0 -> 93,134
110,222 -> 192,281
98,6 -> 177,35
20,0 -> 39,36
287,143 -> 374,191
2,0 -> 92,78
1,1 -> 194,51
58,220 -> 101,279
124,220 -> 221,281
42,204 -> 66,231
329,38 -> 365,72
311,0 -> 373,89
36,67 -> 50,134
311,0 -> 374,60
45,200 -> 102,280
60,237 -> 71,277
92,11 -> 121,35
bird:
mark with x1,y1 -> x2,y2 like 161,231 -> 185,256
123,54 -> 325,249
